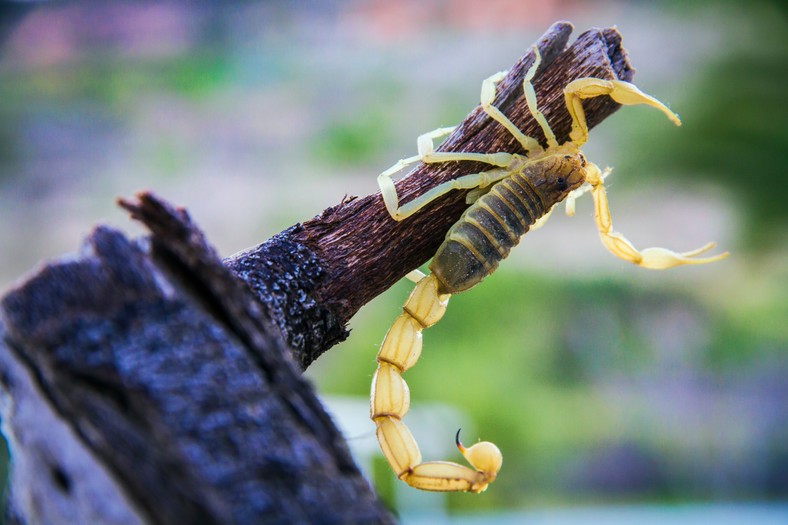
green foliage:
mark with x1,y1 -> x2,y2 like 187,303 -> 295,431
314,268 -> 783,506
0,52 -> 229,109
309,109 -> 393,166
0,50 -> 230,183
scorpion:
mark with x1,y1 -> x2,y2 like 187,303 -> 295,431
369,47 -> 728,493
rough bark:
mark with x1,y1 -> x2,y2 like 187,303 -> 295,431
1,198 -> 393,525
0,22 -> 635,524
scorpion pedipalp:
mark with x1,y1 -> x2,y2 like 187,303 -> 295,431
584,163 -> 730,269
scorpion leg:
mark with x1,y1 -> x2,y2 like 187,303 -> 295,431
528,205 -> 555,231
380,125 -> 514,177
381,167 -> 512,220
522,46 -> 559,149
371,275 -> 502,492
481,70 -> 543,155
405,268 -> 427,283
378,47 -> 556,221
465,184 -> 495,205
586,164 -> 729,269
377,127 -> 455,190
563,77 -> 681,147
481,44 -> 560,153
378,125 -> 515,220
379,126 -> 512,182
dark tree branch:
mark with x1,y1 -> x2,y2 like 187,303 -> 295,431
1,197 -> 393,525
226,22 -> 634,368
0,22 -> 638,525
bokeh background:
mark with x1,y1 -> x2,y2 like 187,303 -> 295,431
0,1 -> 785,523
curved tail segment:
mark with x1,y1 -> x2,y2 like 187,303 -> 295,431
370,274 -> 503,492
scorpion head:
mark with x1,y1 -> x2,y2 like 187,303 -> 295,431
533,151 -> 587,202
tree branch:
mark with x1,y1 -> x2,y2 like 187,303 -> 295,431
226,22 -> 634,368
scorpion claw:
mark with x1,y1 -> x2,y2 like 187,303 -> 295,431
636,245 -> 730,270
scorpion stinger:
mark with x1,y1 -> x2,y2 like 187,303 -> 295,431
371,274 -> 503,492
371,45 -> 728,493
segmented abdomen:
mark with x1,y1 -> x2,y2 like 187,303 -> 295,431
428,153 -> 583,294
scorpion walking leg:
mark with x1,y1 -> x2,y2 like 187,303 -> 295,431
405,268 -> 427,283
528,205 -> 555,231
380,126 -> 513,181
378,45 -> 554,221
481,69 -> 543,155
481,45 -> 560,154
522,46 -> 558,149
381,168 -> 512,220
378,124 -> 515,220
585,164 -> 729,269
371,274 -> 503,492
414,127 -> 513,167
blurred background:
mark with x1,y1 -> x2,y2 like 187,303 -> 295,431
0,0 -> 785,523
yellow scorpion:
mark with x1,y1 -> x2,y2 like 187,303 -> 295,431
370,48 -> 728,493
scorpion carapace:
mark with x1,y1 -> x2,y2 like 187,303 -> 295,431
371,46 -> 729,493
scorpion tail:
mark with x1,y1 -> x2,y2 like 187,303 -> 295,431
370,274 -> 502,492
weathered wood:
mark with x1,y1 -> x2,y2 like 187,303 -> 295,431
226,22 -> 634,368
1,198 -> 393,524
0,22 -> 637,524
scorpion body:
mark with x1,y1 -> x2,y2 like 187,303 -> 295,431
371,47 -> 728,493
431,153 -> 585,294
